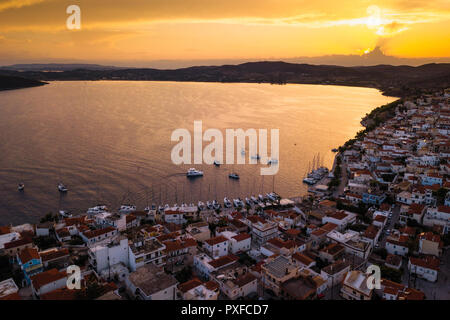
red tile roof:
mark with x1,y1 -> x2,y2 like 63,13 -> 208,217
31,269 -> 67,291
205,236 -> 228,246
18,247 -> 40,264
232,233 -> 251,242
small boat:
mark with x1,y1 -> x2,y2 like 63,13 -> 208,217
331,148 -> 338,152
187,168 -> 204,177
237,198 -> 244,207
251,196 -> 258,204
197,201 -> 206,210
302,177 -> 317,185
251,154 -> 261,160
59,210 -> 72,218
241,149 -> 246,156
87,205 -> 107,214
224,197 -> 232,208
258,194 -> 265,202
245,198 -> 252,207
18,183 -> 25,191
58,183 -> 68,193
233,198 -> 241,207
158,205 -> 165,212
212,200 -> 221,210
267,159 -> 278,165
206,201 -> 213,210
266,193 -> 277,202
119,204 -> 136,213
229,173 -> 240,179
213,160 -> 220,166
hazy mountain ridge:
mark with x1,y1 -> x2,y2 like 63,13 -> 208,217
1,61 -> 449,97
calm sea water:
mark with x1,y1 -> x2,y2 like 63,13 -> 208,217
0,81 -> 396,224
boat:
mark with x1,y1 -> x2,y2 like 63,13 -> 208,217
186,168 -> 203,177
251,154 -> 261,160
237,198 -> 245,207
58,183 -> 68,193
266,193 -> 277,202
144,204 -> 157,212
241,149 -> 246,156
245,198 -> 252,206
267,158 -> 278,165
258,194 -> 265,202
59,210 -> 72,218
213,160 -> 220,166
212,200 -> 221,210
18,183 -> 25,191
229,173 -> 240,179
302,177 -> 316,185
119,204 -> 136,213
197,201 -> 206,210
224,197 -> 232,208
87,205 -> 107,214
206,201 -> 213,210
251,196 -> 258,204
233,198 -> 241,208
331,148 -> 338,152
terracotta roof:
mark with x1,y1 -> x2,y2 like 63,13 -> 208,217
82,226 -> 116,239
363,225 -> 380,240
204,280 -> 219,291
419,232 -> 440,243
232,233 -> 251,242
409,255 -> 440,271
205,236 -> 228,246
39,248 -> 69,262
178,278 -> 202,293
18,247 -> 40,264
4,237 -> 32,249
385,254 -> 402,267
31,269 -> 67,291
408,204 -> 425,215
292,252 -> 315,266
208,254 -> 239,269
234,273 -> 257,287
266,238 -> 296,249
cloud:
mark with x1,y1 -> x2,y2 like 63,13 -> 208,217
0,0 -> 47,12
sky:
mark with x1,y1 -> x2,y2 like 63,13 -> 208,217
0,0 -> 449,67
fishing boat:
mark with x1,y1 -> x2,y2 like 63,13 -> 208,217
229,173 -> 240,179
223,197 -> 232,208
59,210 -> 72,218
186,168 -> 203,177
58,183 -> 68,193
18,183 -> 25,191
197,201 -> 206,210
119,204 -> 136,213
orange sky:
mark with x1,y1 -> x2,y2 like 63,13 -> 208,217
0,0 -> 449,65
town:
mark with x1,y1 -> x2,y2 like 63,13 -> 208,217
0,89 -> 449,301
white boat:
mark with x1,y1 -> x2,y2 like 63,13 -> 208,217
206,201 -> 213,210
119,204 -> 136,213
251,154 -> 261,160
229,173 -> 240,179
144,204 -> 156,212
59,210 -> 72,218
224,197 -> 232,208
212,200 -> 221,210
237,198 -> 245,207
18,183 -> 25,191
245,197 -> 252,206
266,193 -> 277,201
302,177 -> 316,185
87,205 -> 107,214
258,194 -> 265,202
251,196 -> 258,204
187,168 -> 204,177
213,160 -> 220,166
197,201 -> 205,210
233,199 -> 241,207
267,158 -> 278,165
58,183 -> 68,193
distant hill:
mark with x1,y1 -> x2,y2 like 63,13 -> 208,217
0,75 -> 47,91
1,61 -> 449,97
0,63 -> 126,72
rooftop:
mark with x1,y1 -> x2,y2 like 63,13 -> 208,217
128,264 -> 178,297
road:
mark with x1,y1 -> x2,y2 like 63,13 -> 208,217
378,203 -> 400,248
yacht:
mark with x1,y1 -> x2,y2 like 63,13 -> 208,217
229,173 -> 240,180
233,198 -> 241,207
119,204 -> 136,213
245,198 -> 252,207
302,177 -> 316,185
266,193 -> 277,202
59,210 -> 72,218
197,201 -> 206,210
87,205 -> 107,214
58,183 -> 68,193
237,198 -> 245,207
213,160 -> 220,166
223,197 -> 232,208
18,183 -> 25,191
251,196 -> 258,204
212,200 -> 221,210
187,168 -> 203,177
206,201 -> 213,210
258,194 -> 265,202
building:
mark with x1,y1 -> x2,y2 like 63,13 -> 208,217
340,270 -> 373,300
418,232 -> 442,257
163,210 -> 186,225
215,272 -> 258,300
0,278 -> 20,300
320,260 -> 351,289
125,264 -> 178,300
248,217 -> 278,246
88,236 -> 129,274
204,236 -> 229,258
423,206 -> 450,234
292,252 -> 316,268
385,254 -> 402,270
193,253 -> 239,280
163,237 -> 197,270
319,243 -> 345,263
30,268 -> 68,298
39,247 -> 70,269
386,233 -> 409,256
128,237 -> 166,271
408,255 -> 440,282
322,211 -> 356,230
80,227 -> 118,246
3,237 -> 34,261
261,255 -> 299,295
17,247 -> 43,285
378,279 -> 425,300
327,230 -> 372,259
281,276 -> 317,300
186,222 -> 210,242
217,231 -> 252,254
178,278 -> 219,300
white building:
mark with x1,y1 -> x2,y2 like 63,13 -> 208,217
217,231 -> 251,254
204,236 -> 229,258
128,238 -> 166,271
88,236 -> 129,274
408,256 -> 440,282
